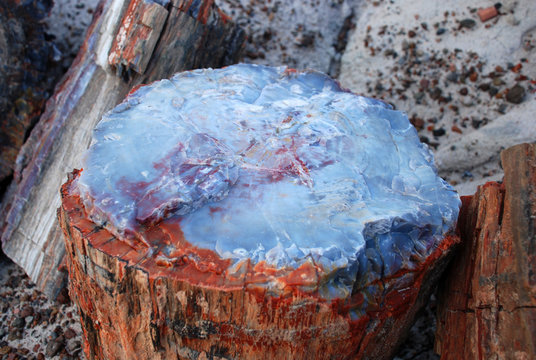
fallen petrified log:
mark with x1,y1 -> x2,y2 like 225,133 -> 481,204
0,0 -> 64,191
59,65 -> 460,359
0,0 -> 244,298
435,143 -> 536,359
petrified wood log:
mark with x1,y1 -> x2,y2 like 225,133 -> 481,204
435,143 -> 536,359
0,0 -> 244,298
59,65 -> 460,359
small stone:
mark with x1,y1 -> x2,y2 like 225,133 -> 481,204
7,331 -> 21,341
408,30 -> 416,38
433,128 -> 446,137
446,72 -> 458,82
477,6 -> 498,22
56,288 -> 71,305
45,340 -> 64,358
11,317 -> 25,329
66,340 -> 81,354
414,92 -> 425,103
492,77 -> 504,86
37,353 -> 45,360
0,346 -> 11,355
64,328 -> 76,340
429,87 -> 442,100
436,28 -> 446,35
419,78 -> 430,89
488,87 -> 499,97
410,117 -> 425,130
459,19 -> 476,29
505,84 -> 525,104
478,83 -> 490,91
497,103 -> 507,114
451,125 -> 463,134
459,87 -> 468,96
19,306 -> 33,318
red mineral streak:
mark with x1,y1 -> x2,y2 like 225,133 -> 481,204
60,168 -> 459,359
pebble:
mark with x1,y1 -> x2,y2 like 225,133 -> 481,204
459,19 -> 476,29
446,72 -> 458,82
429,87 -> 442,100
410,117 -> 425,130
0,346 -> 11,355
63,328 -> 76,340
433,128 -> 446,137
505,84 -> 525,104
436,28 -> 446,35
19,306 -> 33,318
488,87 -> 499,97
45,339 -> 64,358
451,125 -> 463,134
11,317 -> 25,329
66,340 -> 81,354
492,77 -> 504,86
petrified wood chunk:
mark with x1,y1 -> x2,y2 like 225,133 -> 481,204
435,143 -> 536,359
0,0 -> 63,190
0,0 -> 244,298
59,65 -> 460,359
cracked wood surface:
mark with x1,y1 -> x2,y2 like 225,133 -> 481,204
435,143 -> 536,359
0,0 -> 244,299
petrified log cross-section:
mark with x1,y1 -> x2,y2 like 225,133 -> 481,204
0,0 -> 244,298
59,65 -> 460,359
436,143 -> 536,359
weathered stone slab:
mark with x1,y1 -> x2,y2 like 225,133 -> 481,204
0,0 -> 244,298
436,143 -> 536,359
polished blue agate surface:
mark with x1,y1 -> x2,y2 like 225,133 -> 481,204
76,64 -> 460,297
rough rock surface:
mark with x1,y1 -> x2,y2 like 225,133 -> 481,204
0,0 -> 245,299
436,143 -> 536,359
0,0 -> 64,193
59,66 -> 460,359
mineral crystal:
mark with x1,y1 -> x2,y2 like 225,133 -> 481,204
75,64 -> 460,298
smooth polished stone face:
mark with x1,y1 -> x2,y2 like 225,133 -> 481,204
76,64 -> 460,298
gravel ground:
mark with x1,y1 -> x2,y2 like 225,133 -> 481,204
0,253 -> 82,360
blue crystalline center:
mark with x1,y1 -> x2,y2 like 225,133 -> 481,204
77,64 -> 460,297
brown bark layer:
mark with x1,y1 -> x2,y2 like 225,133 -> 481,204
0,0 -> 244,298
436,143 -> 536,359
59,170 -> 459,360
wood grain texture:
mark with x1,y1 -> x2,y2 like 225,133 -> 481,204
436,143 -> 536,360
0,0 -> 244,298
